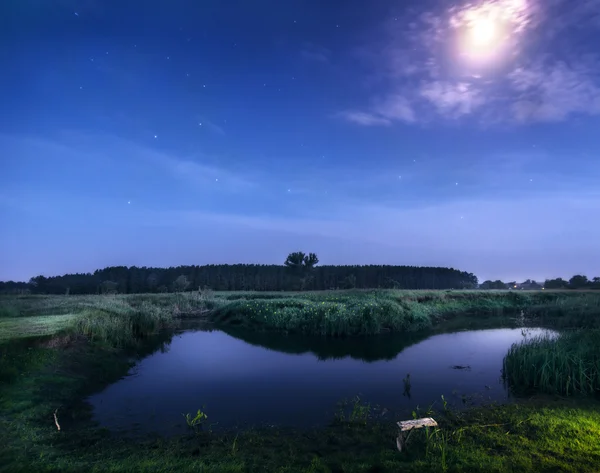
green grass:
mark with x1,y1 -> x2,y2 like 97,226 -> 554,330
0,314 -> 80,341
0,292 -> 216,348
210,289 -> 600,336
2,290 -> 600,472
503,329 -> 600,396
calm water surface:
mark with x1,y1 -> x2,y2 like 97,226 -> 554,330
89,326 -> 555,435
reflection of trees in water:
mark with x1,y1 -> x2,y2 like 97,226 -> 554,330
137,328 -> 179,358
220,326 -> 434,363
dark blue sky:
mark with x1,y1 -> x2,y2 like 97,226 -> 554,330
1,0 -> 600,282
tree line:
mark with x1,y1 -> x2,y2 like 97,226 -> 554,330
0,252 -> 479,294
479,275 -> 600,290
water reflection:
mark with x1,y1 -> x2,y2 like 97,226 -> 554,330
221,326 -> 433,362
89,326 -> 555,436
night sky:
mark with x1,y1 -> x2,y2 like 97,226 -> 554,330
1,0 -> 600,283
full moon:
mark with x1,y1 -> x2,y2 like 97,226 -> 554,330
470,17 -> 497,48
460,13 -> 506,60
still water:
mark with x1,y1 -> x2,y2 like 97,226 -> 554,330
89,326 -> 555,435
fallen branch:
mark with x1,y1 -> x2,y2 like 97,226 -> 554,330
53,408 -> 61,431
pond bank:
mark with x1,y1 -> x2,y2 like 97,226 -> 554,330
1,291 -> 600,472
2,334 -> 599,472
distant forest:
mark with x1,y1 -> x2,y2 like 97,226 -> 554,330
480,275 -> 600,291
0,261 -> 479,294
1,255 -> 597,295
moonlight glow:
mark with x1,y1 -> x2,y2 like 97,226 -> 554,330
456,2 -> 518,60
470,17 -> 497,48
460,13 -> 507,60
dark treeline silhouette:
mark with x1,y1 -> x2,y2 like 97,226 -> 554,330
479,275 -> 600,291
0,264 -> 479,295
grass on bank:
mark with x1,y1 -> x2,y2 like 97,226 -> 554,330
210,289 -> 600,336
3,290 -> 600,340
0,292 -> 216,346
504,329 -> 600,396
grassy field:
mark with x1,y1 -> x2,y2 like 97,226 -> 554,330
1,290 -> 600,472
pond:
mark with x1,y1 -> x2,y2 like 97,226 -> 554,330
89,326 -> 555,436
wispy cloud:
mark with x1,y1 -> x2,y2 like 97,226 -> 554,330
0,132 -> 257,195
196,116 -> 226,135
300,43 -> 332,63
336,111 -> 391,126
508,60 -> 600,122
341,0 -> 600,126
336,95 -> 415,126
420,81 -> 484,119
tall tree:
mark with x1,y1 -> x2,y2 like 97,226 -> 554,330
284,251 -> 319,290
173,275 -> 190,293
544,278 -> 568,289
569,275 -> 589,289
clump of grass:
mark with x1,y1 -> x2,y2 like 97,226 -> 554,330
75,299 -> 173,348
503,330 -> 600,396
183,407 -> 208,434
332,395 -> 372,425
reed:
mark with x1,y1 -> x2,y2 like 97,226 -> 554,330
503,330 -> 600,396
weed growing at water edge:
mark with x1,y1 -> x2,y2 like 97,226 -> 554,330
403,373 -> 412,398
183,408 -> 208,434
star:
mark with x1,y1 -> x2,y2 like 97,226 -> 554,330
127,201 -> 131,205
74,12 -> 79,17
215,178 -> 219,182
198,122 -> 202,126
203,84 -> 206,88
154,135 -> 157,139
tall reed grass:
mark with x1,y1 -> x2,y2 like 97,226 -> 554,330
503,330 -> 600,396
